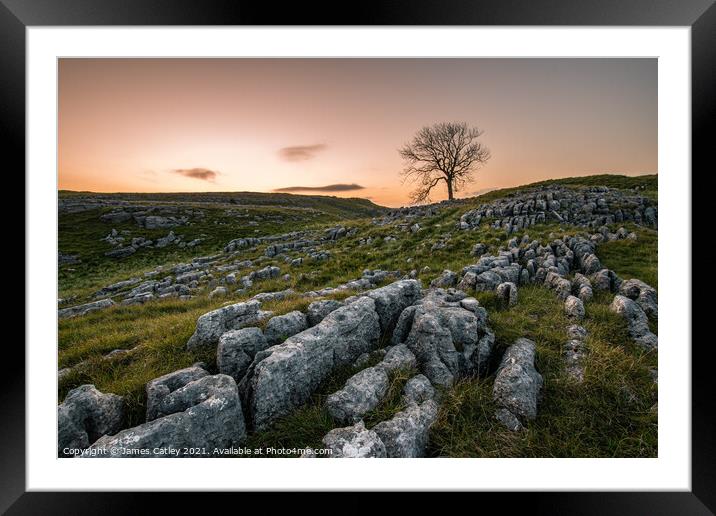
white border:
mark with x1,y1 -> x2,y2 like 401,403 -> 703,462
27,27 -> 691,491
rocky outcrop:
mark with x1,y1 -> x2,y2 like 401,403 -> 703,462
58,385 -> 124,456
306,299 -> 344,326
564,325 -> 588,383
217,328 -> 268,383
361,279 -> 422,333
245,297 -> 381,431
495,282 -> 518,307
619,279 -> 658,319
395,291 -> 495,387
458,185 -> 657,233
58,298 -> 115,320
403,374 -> 436,404
564,295 -> 585,319
87,374 -> 245,457
493,338 -> 543,430
372,399 -> 439,458
145,365 -> 209,421
610,295 -> 658,349
322,421 -> 387,458
186,300 -> 271,350
325,366 -> 389,425
264,311 -> 308,345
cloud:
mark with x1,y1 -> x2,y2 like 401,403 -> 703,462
278,144 -> 326,162
171,168 -> 218,182
273,183 -> 366,193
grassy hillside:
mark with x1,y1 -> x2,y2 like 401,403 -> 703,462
57,174 -> 658,457
59,190 -> 386,218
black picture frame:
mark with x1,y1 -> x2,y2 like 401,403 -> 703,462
5,0 -> 713,512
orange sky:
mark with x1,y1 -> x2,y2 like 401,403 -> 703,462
58,58 -> 657,208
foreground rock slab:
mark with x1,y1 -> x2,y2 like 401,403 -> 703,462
87,374 -> 246,457
145,365 -> 209,421
246,296 -> 381,431
372,399 -> 439,457
322,421 -> 387,458
493,338 -> 543,429
325,366 -> 389,425
58,385 -> 124,457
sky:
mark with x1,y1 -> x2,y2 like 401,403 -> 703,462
58,58 -> 657,208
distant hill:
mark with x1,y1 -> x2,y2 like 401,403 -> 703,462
58,190 -> 387,219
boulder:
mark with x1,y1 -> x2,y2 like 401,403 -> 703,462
544,272 -> 572,300
245,297 -> 381,430
400,294 -> 493,386
430,270 -> 458,289
402,374 -> 435,404
208,286 -> 228,299
264,311 -> 309,345
372,399 -> 439,458
322,421 -> 387,458
58,385 -> 124,457
609,295 -> 658,349
471,243 -> 488,256
495,282 -> 518,308
217,328 -> 268,383
566,324 -> 588,340
493,338 -> 543,427
474,271 -> 503,292
564,295 -> 585,319
495,408 -> 523,431
362,280 -> 422,333
581,253 -> 602,275
58,298 -> 115,320
325,366 -> 389,424
619,279 -> 658,319
104,246 -> 136,259
379,344 -> 417,372
186,300 -> 269,350
146,365 -> 209,421
457,271 -> 477,291
87,374 -> 246,457
306,299 -> 344,326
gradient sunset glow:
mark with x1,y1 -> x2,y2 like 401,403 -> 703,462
58,58 -> 657,208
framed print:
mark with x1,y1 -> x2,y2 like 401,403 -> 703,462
6,0 -> 714,512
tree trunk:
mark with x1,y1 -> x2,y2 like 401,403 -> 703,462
446,180 -> 454,200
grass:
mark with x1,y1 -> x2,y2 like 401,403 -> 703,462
429,286 -> 657,457
57,173 -> 658,457
597,225 -> 658,288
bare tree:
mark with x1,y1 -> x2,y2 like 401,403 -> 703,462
399,122 -> 491,204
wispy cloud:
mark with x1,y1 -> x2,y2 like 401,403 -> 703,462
171,168 -> 218,182
278,144 -> 327,162
274,183 -> 365,193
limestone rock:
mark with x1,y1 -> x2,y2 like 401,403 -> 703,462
322,421 -> 387,458
246,297 -> 381,430
264,311 -> 309,345
325,366 -> 389,424
372,399 -> 439,458
88,374 -> 246,457
58,385 -> 124,456
217,328 -> 268,383
493,338 -> 543,427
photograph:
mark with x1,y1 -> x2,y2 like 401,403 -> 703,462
56,57 -> 659,459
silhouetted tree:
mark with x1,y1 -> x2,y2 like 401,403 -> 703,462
399,122 -> 491,203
